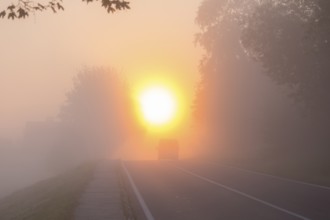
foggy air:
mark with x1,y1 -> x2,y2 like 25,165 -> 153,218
1,1 -> 329,220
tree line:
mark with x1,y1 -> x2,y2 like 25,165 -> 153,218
194,0 -> 330,175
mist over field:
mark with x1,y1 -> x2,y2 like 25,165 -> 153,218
1,0 -> 330,204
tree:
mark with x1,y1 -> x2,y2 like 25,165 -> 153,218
196,0 -> 330,114
241,0 -> 330,115
194,0 -> 269,159
240,1 -> 330,158
194,0 -> 330,167
54,67 -> 138,163
0,0 -> 130,20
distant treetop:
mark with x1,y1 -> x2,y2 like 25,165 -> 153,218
0,0 -> 130,20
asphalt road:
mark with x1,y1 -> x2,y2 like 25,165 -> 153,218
124,160 -> 330,220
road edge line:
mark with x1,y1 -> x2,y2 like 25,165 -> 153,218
121,161 -> 155,220
206,161 -> 330,191
176,166 -> 310,220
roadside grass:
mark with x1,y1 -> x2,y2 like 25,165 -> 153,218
0,163 -> 95,220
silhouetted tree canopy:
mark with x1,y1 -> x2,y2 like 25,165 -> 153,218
196,0 -> 330,116
194,0 -> 330,165
57,67 -> 138,160
194,0 -> 267,156
0,0 -> 130,20
241,0 -> 330,115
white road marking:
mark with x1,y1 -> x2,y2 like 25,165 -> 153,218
176,166 -> 311,220
122,162 -> 155,220
206,161 -> 330,190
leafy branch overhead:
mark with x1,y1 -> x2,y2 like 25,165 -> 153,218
0,0 -> 130,20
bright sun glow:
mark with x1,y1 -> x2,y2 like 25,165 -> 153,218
139,86 -> 177,125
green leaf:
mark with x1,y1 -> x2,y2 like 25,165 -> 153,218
0,10 -> 6,18
7,5 -> 15,11
57,3 -> 64,10
8,11 -> 16,20
51,6 -> 56,13
38,3 -> 45,10
17,8 -> 28,18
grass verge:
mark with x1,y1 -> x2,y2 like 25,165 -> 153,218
0,163 -> 95,220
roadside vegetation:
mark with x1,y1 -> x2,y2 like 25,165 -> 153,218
0,163 -> 95,220
195,0 -> 330,187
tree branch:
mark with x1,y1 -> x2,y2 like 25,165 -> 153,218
0,0 -> 130,20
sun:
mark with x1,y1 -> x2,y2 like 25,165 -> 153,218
139,86 -> 177,125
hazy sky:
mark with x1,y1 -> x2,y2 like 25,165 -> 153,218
0,0 -> 203,139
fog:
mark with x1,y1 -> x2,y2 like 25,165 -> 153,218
193,0 -> 330,181
0,0 -> 202,198
1,0 -> 330,200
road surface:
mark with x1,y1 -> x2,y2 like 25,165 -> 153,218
123,160 -> 330,220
